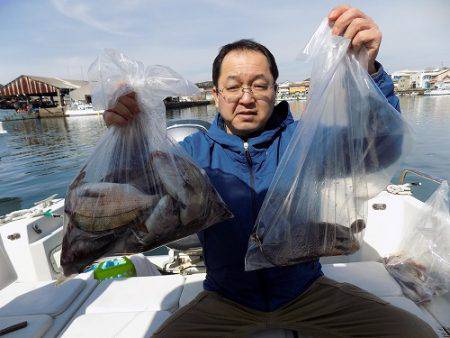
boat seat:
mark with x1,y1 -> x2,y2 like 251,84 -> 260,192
321,261 -> 403,297
61,262 -> 443,337
381,297 -> 444,334
77,274 -> 185,314
179,262 -> 443,337
179,261 -> 404,309
59,311 -> 171,338
0,279 -> 85,317
0,315 -> 52,338
0,274 -> 98,338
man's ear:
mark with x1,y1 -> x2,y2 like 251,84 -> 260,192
212,87 -> 219,109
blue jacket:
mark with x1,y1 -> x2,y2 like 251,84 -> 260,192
180,64 -> 400,312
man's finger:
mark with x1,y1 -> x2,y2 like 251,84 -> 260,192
351,28 -> 376,50
125,91 -> 137,99
328,4 -> 351,21
104,110 -> 128,127
332,7 -> 367,36
118,95 -> 140,115
343,18 -> 373,41
114,101 -> 134,121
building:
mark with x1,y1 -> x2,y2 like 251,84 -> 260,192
289,81 -> 308,95
69,83 -> 92,103
428,68 -> 450,90
195,81 -> 214,101
391,68 -> 449,92
396,75 -> 412,91
0,75 -> 88,116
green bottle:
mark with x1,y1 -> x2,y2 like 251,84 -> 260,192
93,256 -> 137,281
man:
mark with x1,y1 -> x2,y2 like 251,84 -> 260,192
104,5 -> 437,337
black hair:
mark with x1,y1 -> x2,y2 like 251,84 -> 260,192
212,39 -> 279,88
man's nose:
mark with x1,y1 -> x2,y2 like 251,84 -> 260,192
239,90 -> 255,104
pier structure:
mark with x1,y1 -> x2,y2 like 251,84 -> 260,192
0,75 -> 88,119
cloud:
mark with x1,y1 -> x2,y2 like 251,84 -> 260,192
50,0 -> 134,36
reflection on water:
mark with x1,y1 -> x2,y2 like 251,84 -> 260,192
397,96 -> 450,200
0,96 -> 448,215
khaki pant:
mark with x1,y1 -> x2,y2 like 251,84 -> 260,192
153,276 -> 437,338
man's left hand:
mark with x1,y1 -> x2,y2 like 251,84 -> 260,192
328,5 -> 382,74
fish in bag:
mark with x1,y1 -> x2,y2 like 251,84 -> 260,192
245,19 -> 411,271
61,49 -> 232,276
385,181 -> 450,303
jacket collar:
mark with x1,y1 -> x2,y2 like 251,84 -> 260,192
206,100 -> 294,153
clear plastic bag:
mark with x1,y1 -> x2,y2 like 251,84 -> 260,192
385,181 -> 450,303
61,49 -> 232,276
245,19 -> 410,271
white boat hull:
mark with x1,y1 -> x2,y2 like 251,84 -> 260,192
64,108 -> 103,117
424,89 -> 450,96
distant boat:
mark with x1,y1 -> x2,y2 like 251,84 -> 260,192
64,102 -> 102,117
0,121 -> 6,134
276,95 -> 307,102
424,89 -> 450,96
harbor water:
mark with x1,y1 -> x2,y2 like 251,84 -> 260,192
0,96 -> 449,216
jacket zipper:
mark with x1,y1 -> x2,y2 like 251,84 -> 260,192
244,142 -> 268,310
243,141 -> 256,223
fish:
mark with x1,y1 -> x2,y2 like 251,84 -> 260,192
60,219 -> 116,275
149,150 -> 207,207
149,150 -> 233,226
143,194 -> 181,241
61,150 -> 233,276
248,220 -> 365,268
384,256 -> 444,303
60,218 -> 150,275
65,182 -> 160,232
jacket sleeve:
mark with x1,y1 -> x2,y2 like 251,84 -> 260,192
178,135 -> 195,157
363,61 -> 403,171
318,62 -> 404,178
371,61 -> 401,113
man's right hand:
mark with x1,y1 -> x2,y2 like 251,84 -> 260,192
103,91 -> 140,127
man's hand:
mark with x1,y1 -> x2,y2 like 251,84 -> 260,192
103,91 -> 140,127
328,5 -> 382,74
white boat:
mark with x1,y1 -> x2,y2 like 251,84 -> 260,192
424,89 -> 450,96
64,102 -> 102,117
0,122 -> 449,337
0,122 -> 6,134
276,95 -> 307,102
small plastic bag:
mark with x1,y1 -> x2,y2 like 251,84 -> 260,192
385,181 -> 450,303
245,19 -> 410,271
60,49 -> 232,276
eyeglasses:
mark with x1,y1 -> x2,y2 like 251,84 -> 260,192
218,83 -> 276,104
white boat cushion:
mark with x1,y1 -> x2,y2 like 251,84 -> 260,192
179,262 -> 403,309
0,315 -> 52,338
129,254 -> 161,277
80,275 -> 184,314
0,279 -> 85,317
382,297 -> 443,335
179,273 -> 206,308
42,279 -> 98,338
60,311 -> 171,338
322,261 -> 403,297
423,293 -> 450,329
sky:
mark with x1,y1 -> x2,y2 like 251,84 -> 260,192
1,0 -> 449,85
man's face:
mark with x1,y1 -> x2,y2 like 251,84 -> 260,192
212,50 -> 276,137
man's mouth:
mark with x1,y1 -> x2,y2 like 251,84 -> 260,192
236,110 -> 257,116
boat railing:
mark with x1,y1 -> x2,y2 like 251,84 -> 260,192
399,168 -> 443,185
